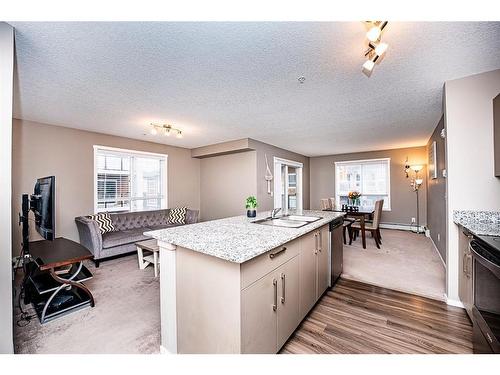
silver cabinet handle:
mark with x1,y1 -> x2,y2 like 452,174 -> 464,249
281,273 -> 286,304
269,246 -> 286,259
314,232 -> 318,254
272,279 -> 278,311
318,231 -> 322,252
463,252 -> 468,274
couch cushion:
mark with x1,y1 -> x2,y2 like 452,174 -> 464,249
110,210 -> 170,231
87,212 -> 115,234
167,207 -> 187,225
102,228 -> 151,249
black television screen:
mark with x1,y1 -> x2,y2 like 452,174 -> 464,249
31,176 -> 55,240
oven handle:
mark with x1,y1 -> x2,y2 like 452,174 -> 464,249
470,240 -> 500,275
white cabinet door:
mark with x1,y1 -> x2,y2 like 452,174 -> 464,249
299,231 -> 318,319
277,256 -> 300,349
316,226 -> 330,299
241,270 -> 278,353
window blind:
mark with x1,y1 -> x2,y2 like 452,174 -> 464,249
95,148 -> 166,213
335,158 -> 391,210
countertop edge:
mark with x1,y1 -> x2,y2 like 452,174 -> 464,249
145,211 -> 345,264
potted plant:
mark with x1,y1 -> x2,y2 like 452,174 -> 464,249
348,191 -> 362,206
245,196 -> 258,218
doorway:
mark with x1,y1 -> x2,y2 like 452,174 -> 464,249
273,157 -> 303,212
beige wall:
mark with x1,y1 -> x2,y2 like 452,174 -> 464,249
309,147 -> 428,226
426,116 -> 447,264
250,139 -> 310,213
200,151 -> 257,221
12,119 -> 200,255
0,22 -> 14,354
444,68 -> 500,302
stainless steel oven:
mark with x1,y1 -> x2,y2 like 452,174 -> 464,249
470,236 -> 500,353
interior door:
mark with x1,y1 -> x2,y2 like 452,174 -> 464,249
317,226 -> 330,298
277,256 -> 300,349
299,231 -> 317,319
241,271 -> 278,353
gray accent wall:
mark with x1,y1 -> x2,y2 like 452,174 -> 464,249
200,151 -> 257,221
309,147 -> 428,226
426,116 -> 447,263
249,139 -> 310,213
195,138 -> 310,220
12,119 -> 201,256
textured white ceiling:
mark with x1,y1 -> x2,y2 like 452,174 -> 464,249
10,22 -> 500,156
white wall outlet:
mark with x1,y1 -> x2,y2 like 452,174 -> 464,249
442,169 -> 447,178
437,233 -> 441,242
411,217 -> 416,223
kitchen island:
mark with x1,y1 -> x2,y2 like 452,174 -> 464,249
146,210 -> 345,354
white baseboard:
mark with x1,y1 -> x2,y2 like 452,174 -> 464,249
379,223 -> 425,232
429,236 -> 446,269
446,298 -> 464,308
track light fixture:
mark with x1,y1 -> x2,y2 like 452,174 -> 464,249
150,123 -> 183,139
362,21 -> 389,77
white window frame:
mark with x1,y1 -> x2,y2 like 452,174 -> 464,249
93,145 -> 168,213
273,157 -> 303,211
334,158 -> 391,211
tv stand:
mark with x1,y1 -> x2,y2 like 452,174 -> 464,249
24,238 -> 95,324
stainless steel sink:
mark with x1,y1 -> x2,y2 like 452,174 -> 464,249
284,215 -> 322,222
252,214 -> 322,228
253,218 -> 309,228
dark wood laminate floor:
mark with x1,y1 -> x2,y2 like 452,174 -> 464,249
281,278 -> 473,354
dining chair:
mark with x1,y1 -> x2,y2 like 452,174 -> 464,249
350,199 -> 384,249
328,198 -> 336,210
342,217 -> 355,245
320,198 -> 331,210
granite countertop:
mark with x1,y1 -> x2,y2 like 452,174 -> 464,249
145,210 -> 345,263
453,210 -> 500,236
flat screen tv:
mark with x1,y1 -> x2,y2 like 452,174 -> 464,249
31,176 -> 55,240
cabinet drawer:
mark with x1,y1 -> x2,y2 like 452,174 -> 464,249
241,239 -> 299,289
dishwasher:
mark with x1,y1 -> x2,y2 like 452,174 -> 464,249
329,217 -> 344,286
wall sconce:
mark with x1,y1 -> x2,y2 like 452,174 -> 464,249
264,154 -> 273,196
411,165 -> 423,173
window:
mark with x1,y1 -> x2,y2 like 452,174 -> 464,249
94,146 -> 167,213
335,158 -> 390,210
274,158 -> 303,211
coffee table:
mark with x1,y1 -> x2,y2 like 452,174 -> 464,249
136,239 -> 160,277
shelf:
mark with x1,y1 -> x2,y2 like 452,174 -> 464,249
31,288 -> 93,324
29,264 -> 93,295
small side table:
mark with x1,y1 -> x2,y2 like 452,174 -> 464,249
136,239 -> 160,277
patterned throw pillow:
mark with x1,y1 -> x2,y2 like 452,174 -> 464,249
88,212 -> 115,234
167,207 -> 187,225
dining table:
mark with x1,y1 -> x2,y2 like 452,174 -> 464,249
323,207 -> 375,249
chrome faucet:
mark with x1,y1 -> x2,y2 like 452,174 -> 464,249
270,207 -> 282,218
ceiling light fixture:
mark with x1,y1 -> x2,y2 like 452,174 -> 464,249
362,21 -> 389,77
150,123 -> 183,139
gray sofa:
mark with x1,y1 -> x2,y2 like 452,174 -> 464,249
75,209 -> 199,267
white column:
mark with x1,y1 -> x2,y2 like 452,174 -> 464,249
0,22 -> 14,354
158,241 -> 178,354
